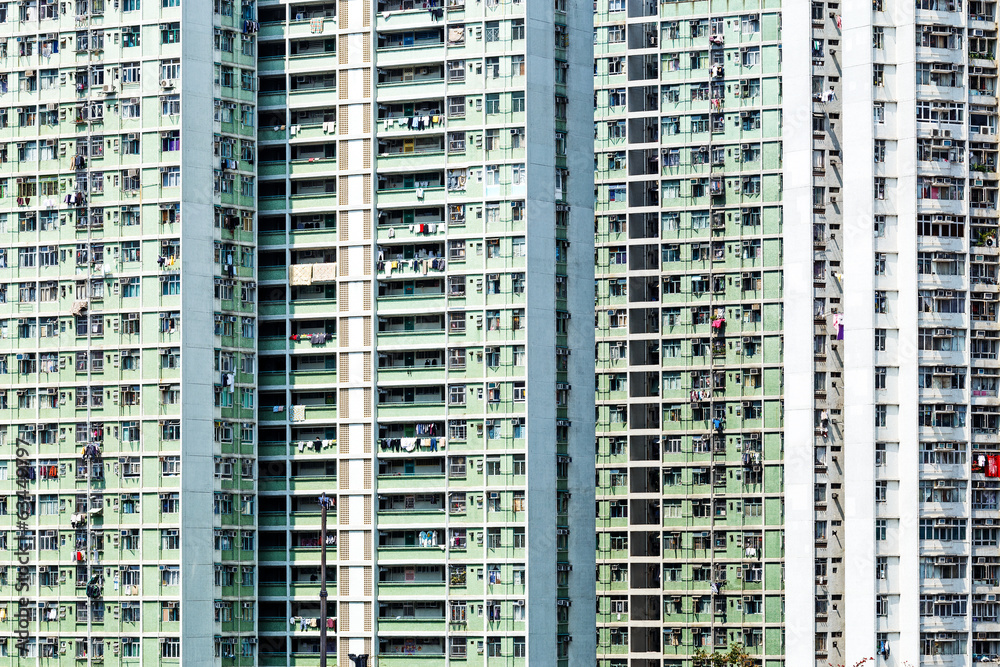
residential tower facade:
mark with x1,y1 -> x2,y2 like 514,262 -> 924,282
0,0 -> 258,664
594,1 -> 785,665
0,0 -> 596,666
253,0 -> 595,666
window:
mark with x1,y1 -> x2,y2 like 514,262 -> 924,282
874,291 -> 887,314
121,639 -> 140,658
161,492 -> 179,513
161,22 -> 180,43
156,526 -> 180,550
874,139 -> 886,163
161,167 -> 180,187
874,177 -> 886,200
122,241 -> 141,263
876,595 -> 888,616
875,329 -> 886,351
512,19 -> 524,40
121,277 -> 140,299
873,102 -> 885,124
485,94 -> 500,115
161,95 -> 180,116
161,638 -> 180,659
875,404 -> 887,428
160,59 -> 180,81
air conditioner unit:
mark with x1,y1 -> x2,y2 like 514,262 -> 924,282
932,129 -> 942,138
973,29 -> 985,36
160,79 -> 174,88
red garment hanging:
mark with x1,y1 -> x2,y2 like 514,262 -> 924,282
988,455 -> 999,478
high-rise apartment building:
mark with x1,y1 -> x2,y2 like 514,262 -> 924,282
791,1 -> 1000,665
592,0 -> 1000,665
252,1 -> 595,666
593,2 -> 785,665
785,2 -> 844,665
0,0 -> 595,666
0,0 -> 258,663
14,0 -> 1000,664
